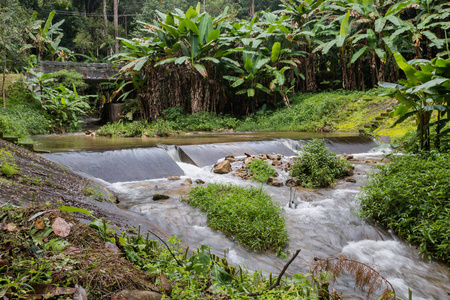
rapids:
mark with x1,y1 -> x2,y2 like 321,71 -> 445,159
36,134 -> 449,299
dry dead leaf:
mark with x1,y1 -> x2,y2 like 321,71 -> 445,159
35,219 -> 45,230
27,284 -> 75,299
160,271 -> 172,296
0,258 -> 10,267
63,246 -> 83,255
52,217 -> 71,237
1,223 -> 17,232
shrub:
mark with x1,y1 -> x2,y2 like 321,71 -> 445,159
358,153 -> 450,262
247,159 -> 277,183
291,139 -> 352,188
183,184 -> 288,253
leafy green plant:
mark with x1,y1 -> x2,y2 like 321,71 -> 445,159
379,54 -> 450,152
247,159 -> 277,183
183,183 -> 288,253
291,139 -> 352,188
358,153 -> 450,263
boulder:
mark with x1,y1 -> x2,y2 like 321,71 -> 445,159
167,176 -> 180,180
256,154 -> 268,160
244,157 -> 254,165
267,177 -> 283,187
195,179 -> 205,184
225,155 -> 235,162
346,177 -> 356,183
286,177 -> 302,187
284,162 -> 291,172
272,160 -> 282,167
181,178 -> 192,186
267,154 -> 279,161
153,194 -> 170,200
213,160 -> 232,174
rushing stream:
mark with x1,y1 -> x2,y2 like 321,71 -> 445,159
35,133 -> 449,299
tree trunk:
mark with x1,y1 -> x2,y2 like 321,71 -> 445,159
250,0 -> 255,16
103,0 -> 108,44
113,0 -> 119,53
1,17 -> 5,109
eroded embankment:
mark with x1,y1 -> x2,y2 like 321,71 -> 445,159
0,139 -> 168,236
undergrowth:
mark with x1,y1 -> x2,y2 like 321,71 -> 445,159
291,139 -> 352,188
0,81 -> 50,137
0,203 -> 319,299
247,159 -> 277,183
358,152 -> 450,262
183,183 -> 288,254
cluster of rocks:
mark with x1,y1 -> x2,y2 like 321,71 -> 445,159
212,153 -> 302,188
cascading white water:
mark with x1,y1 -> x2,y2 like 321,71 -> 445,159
109,150 -> 449,300
40,136 -> 449,299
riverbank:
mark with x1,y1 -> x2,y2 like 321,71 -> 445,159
0,138 -> 328,299
96,88 -> 414,145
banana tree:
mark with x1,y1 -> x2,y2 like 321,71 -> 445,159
379,53 -> 450,151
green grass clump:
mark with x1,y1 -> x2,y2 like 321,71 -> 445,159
0,81 -> 50,137
291,139 -> 352,188
247,159 -> 277,183
183,183 -> 288,253
0,149 -> 19,178
164,107 -> 239,131
358,153 -> 450,263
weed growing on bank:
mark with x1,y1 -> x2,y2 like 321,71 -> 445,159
247,159 -> 277,183
358,153 -> 450,262
183,183 -> 288,253
291,139 -> 352,188
0,82 -> 50,137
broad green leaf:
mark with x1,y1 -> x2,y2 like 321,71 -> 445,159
190,35 -> 200,59
247,88 -> 255,97
422,31 -> 445,49
244,58 -> 253,73
185,20 -> 200,36
322,40 -> 337,54
166,12 -> 175,26
271,42 -> 281,63
160,23 -> 179,37
254,57 -> 270,72
43,10 -> 56,34
375,17 -> 387,33
340,10 -> 351,37
386,0 -> 418,16
394,91 -> 416,108
175,56 -> 189,64
407,78 -> 449,94
185,7 -> 198,20
231,78 -> 245,87
193,63 -> 208,78
133,56 -> 148,71
349,46 -> 367,65
211,264 -> 233,284
206,30 -> 220,43
394,52 -> 418,84
375,48 -> 387,62
199,14 -> 213,45
58,205 -> 92,216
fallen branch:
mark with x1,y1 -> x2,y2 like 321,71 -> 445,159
247,249 -> 301,297
147,230 -> 183,267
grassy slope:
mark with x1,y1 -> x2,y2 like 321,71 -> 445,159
237,88 -> 415,142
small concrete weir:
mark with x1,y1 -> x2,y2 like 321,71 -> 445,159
178,140 -> 295,167
43,148 -> 184,183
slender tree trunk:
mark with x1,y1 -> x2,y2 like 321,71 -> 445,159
113,0 -> 119,53
103,0 -> 108,43
1,17 -> 5,108
251,0 -> 255,16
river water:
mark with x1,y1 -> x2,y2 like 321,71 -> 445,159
34,132 -> 449,299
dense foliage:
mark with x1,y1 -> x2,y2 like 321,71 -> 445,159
358,153 -> 450,262
0,81 -> 50,138
291,139 -> 352,188
183,184 -> 289,253
380,55 -> 450,152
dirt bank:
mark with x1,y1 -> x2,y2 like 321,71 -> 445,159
0,138 -> 169,238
